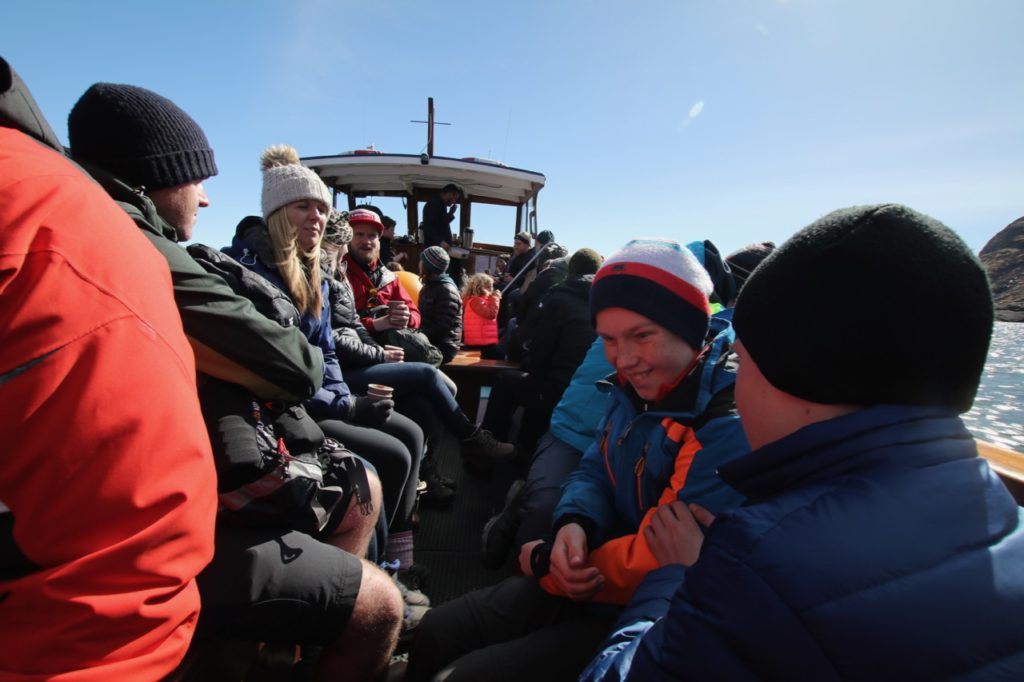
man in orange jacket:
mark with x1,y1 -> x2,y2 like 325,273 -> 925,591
0,57 -> 218,681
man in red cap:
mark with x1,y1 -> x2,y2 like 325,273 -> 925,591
344,207 -> 423,333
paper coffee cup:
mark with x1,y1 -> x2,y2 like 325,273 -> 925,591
366,383 -> 394,402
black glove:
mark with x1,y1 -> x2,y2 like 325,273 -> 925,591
349,396 -> 394,427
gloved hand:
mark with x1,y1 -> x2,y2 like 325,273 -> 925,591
349,396 -> 394,427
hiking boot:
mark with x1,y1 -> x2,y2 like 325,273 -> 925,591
421,458 -> 457,490
481,479 -> 526,569
462,428 -> 516,463
419,473 -> 455,508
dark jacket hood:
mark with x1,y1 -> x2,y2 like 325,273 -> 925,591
232,215 -> 277,266
0,57 -> 64,152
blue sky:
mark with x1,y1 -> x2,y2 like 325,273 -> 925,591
7,0 -> 1022,259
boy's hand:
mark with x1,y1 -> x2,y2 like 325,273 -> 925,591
549,523 -> 604,600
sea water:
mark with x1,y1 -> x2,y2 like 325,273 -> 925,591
962,321 -> 1024,454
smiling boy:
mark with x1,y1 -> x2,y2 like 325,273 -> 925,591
406,238 -> 750,682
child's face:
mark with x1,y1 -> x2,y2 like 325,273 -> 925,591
596,307 -> 696,402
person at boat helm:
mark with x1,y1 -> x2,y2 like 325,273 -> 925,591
421,182 -> 463,250
406,238 -> 751,682
67,83 -> 404,680
580,205 -> 1024,681
0,57 -> 217,681
421,182 -> 466,285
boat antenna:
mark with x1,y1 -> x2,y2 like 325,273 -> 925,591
410,97 -> 451,157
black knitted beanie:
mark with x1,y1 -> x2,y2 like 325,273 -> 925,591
732,204 -> 993,413
568,248 -> 602,278
68,83 -> 217,190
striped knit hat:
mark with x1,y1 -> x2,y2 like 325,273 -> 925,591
420,245 -> 450,274
347,208 -> 384,233
591,239 -> 713,349
260,144 -> 332,220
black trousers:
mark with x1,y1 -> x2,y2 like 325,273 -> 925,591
405,576 -> 617,682
318,411 -> 423,531
480,370 -> 559,443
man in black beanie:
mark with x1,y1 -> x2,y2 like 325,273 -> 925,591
581,204 -> 1024,681
68,84 -> 405,679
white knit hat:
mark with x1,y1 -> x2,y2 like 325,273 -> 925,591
260,144 -> 332,219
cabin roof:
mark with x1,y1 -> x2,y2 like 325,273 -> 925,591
301,153 -> 546,207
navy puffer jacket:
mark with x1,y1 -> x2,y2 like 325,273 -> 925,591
582,405 -> 1024,681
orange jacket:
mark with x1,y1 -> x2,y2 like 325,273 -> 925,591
0,127 -> 217,680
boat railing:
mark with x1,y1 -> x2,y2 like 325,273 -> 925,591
977,440 -> 1024,505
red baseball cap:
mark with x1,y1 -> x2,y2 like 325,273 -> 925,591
347,208 -> 384,233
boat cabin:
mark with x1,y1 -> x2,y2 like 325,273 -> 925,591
302,151 -> 546,277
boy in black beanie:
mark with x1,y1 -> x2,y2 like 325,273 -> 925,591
582,204 -> 1024,681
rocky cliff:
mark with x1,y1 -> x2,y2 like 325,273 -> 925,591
980,217 -> 1024,322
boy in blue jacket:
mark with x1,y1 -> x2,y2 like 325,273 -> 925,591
407,239 -> 750,681
582,204 -> 1024,681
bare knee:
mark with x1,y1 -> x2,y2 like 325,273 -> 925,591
340,561 -> 402,653
318,560 -> 402,680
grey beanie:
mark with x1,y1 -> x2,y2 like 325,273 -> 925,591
260,144 -> 332,219
68,82 -> 217,190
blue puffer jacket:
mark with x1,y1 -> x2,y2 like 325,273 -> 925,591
542,316 -> 749,604
582,405 -> 1024,681
548,337 -> 614,454
225,217 -> 352,420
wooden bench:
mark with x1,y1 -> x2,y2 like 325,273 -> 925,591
441,349 -> 520,422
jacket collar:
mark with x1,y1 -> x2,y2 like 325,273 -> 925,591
76,160 -> 178,242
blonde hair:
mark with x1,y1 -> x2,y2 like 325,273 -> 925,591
462,272 -> 495,299
267,208 -> 322,315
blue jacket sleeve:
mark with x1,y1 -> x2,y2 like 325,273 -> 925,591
552,410 -> 618,543
303,297 -> 353,420
583,527 -> 836,681
579,565 -> 686,682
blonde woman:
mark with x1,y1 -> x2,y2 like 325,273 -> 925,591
225,145 -> 425,574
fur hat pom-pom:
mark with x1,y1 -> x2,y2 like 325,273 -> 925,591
260,144 -> 300,171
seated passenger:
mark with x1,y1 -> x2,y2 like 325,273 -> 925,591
0,58 -> 217,681
320,214 -> 513,508
481,336 -> 612,569
505,246 -> 571,362
581,205 -> 1024,681
405,239 -> 750,682
224,146 -> 426,580
380,215 -> 406,267
724,240 -> 776,300
418,246 -> 463,364
67,84 -> 402,679
483,239 -> 734,569
479,247 -> 603,451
